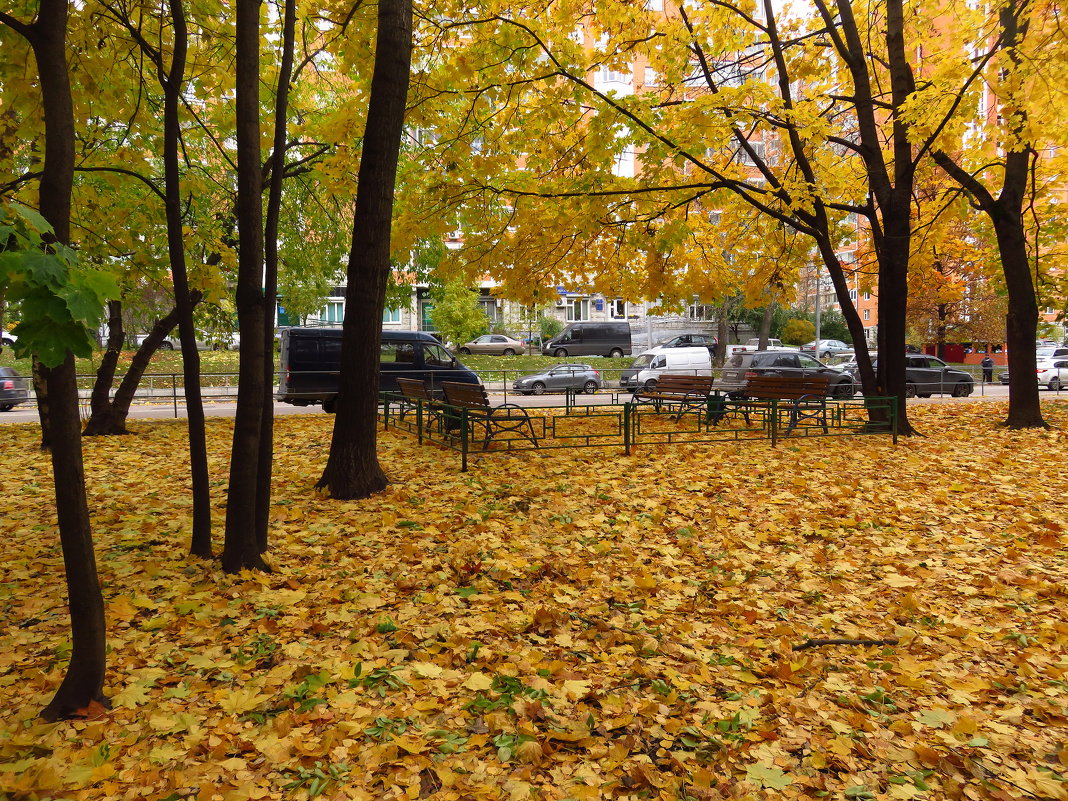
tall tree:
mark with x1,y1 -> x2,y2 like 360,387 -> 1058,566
0,3 -> 111,720
255,0 -> 299,552
222,0 -> 271,572
930,0 -> 1063,428
318,0 -> 414,499
100,0 -> 215,555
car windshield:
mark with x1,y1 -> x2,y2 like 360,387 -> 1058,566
630,355 -> 654,368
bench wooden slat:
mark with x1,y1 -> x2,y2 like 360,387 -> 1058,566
440,381 -> 538,449
744,374 -> 831,400
733,374 -> 831,435
631,374 -> 714,422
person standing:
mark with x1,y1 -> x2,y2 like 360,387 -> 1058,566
981,354 -> 994,383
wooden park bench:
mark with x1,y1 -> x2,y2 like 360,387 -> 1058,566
630,374 -> 715,422
440,381 -> 539,450
394,377 -> 445,435
735,374 -> 831,435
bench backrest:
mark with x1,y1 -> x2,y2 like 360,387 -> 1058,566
745,374 -> 830,399
441,381 -> 490,410
396,377 -> 434,402
652,374 -> 714,394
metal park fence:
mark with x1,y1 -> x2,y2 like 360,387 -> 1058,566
381,393 -> 899,472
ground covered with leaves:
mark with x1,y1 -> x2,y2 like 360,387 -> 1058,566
0,402 -> 1066,801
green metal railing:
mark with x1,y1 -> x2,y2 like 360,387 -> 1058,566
382,392 -> 898,471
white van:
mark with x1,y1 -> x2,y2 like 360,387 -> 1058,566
618,347 -> 712,390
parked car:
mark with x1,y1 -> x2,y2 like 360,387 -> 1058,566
458,334 -> 525,355
1,331 -> 16,348
719,350 -> 856,398
513,364 -> 602,395
999,357 -> 1068,389
619,347 -> 712,390
0,366 -> 30,411
800,339 -> 852,359
1037,346 -> 1068,360
726,337 -> 795,357
542,321 -> 631,358
655,332 -> 718,351
134,331 -> 239,351
277,328 -> 481,412
845,354 -> 973,397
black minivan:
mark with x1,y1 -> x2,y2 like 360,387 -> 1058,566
276,328 -> 481,412
542,321 -> 632,358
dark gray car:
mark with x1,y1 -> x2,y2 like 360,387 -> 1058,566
846,354 -> 973,397
513,363 -> 602,395
0,366 -> 30,411
718,351 -> 855,398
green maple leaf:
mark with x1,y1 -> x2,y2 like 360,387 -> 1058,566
746,762 -> 793,790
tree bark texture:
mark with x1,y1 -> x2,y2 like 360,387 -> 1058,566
4,0 -> 110,719
223,0 -> 270,572
82,301 -> 191,436
318,0 -> 413,500
87,300 -> 125,420
40,356 -> 108,721
255,0 -> 297,554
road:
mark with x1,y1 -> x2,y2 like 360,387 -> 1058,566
0,382 -> 1025,424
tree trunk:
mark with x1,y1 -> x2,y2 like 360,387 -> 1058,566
82,302 -> 191,436
318,0 -> 413,500
715,301 -> 729,367
87,300 -> 124,420
757,302 -> 774,348
155,0 -> 213,558
223,0 -> 270,572
255,0 -> 297,553
995,211 -> 1044,427
5,0 -> 110,719
40,355 -> 107,721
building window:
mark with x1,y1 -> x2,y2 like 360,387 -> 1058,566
644,67 -> 658,86
610,299 -> 627,319
323,301 -> 344,323
689,304 -> 714,321
738,140 -> 766,165
383,308 -> 401,323
863,291 -> 871,300
863,309 -> 870,321
849,288 -> 858,301
645,0 -> 663,9
565,298 -> 589,321
597,67 -> 630,84
479,299 -> 498,322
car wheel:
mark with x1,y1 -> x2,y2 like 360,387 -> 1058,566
212,343 -> 223,351
459,347 -> 471,355
1049,377 -> 1061,391
644,378 -> 657,390
554,348 -> 568,357
905,382 -> 917,398
833,382 -> 854,399
1,339 -> 13,347
503,348 -> 515,356
609,348 -> 624,358
159,341 -> 174,350
583,380 -> 598,394
951,381 -> 970,397
531,382 -> 546,396
0,404 -> 12,412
